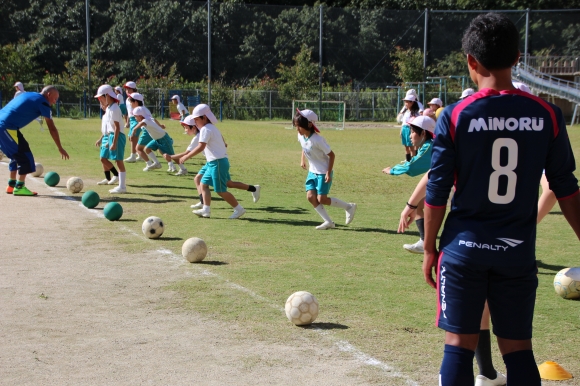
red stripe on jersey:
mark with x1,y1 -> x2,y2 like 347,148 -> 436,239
449,89 -> 498,141
435,251 -> 444,328
425,201 -> 447,209
557,189 -> 579,201
499,89 -> 559,137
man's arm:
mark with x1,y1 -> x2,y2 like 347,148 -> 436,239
45,118 -> 69,159
559,194 -> 580,240
423,205 -> 446,289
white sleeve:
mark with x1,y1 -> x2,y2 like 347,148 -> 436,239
316,136 -> 331,155
186,135 -> 200,152
199,127 -> 211,143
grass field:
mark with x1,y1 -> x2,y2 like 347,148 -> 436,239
19,117 -> 580,385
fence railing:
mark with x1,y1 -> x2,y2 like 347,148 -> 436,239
526,56 -> 580,75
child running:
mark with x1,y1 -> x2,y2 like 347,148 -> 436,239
94,84 -> 127,194
179,104 -> 260,219
397,94 -> 421,161
115,86 -> 128,124
171,95 -> 189,121
132,106 -> 182,173
123,81 -> 141,163
294,109 -> 356,230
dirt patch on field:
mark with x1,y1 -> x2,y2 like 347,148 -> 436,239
0,164 -> 411,386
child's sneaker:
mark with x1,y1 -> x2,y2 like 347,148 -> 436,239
229,207 -> 246,219
175,169 -> 188,176
474,372 -> 507,386
107,176 -> 119,185
345,203 -> 357,225
193,209 -> 210,218
190,202 -> 203,209
315,221 -> 335,230
124,154 -> 137,163
97,178 -> 110,185
167,165 -> 177,173
143,162 -> 161,171
109,186 -> 127,194
13,186 -> 38,196
6,185 -> 14,194
252,185 -> 261,203
403,239 -> 424,254
135,155 -> 144,162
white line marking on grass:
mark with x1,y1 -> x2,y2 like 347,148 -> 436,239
21,171 -> 417,384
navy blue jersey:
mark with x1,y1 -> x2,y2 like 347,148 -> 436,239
0,92 -> 52,130
426,88 -> 578,266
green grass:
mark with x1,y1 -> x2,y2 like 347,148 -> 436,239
22,118 -> 580,385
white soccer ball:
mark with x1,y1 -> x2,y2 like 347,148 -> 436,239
142,216 -> 164,239
285,291 -> 319,326
66,177 -> 84,193
32,163 -> 44,177
182,237 -> 207,263
554,267 -> 580,299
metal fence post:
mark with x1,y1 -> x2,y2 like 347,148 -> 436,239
83,90 -> 87,118
423,8 -> 429,82
207,0 -> 212,107
269,91 -> 272,120
233,90 -> 236,120
372,92 -> 375,120
524,9 -> 530,66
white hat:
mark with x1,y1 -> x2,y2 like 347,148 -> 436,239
192,104 -> 218,124
94,84 -> 118,100
14,82 -> 24,92
114,86 -> 123,93
512,81 -> 531,94
296,108 -> 319,132
181,115 -> 196,127
406,89 -> 417,97
132,106 -> 152,119
428,98 -> 443,107
129,92 -> 144,102
171,95 -> 181,103
460,88 -> 474,99
123,81 -> 137,90
403,94 -> 417,102
409,116 -> 436,133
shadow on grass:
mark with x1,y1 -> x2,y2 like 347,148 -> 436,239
243,218 -> 322,227
194,261 -> 228,266
159,237 -> 184,241
103,196 -> 186,204
537,260 -> 569,274
129,184 -> 195,190
548,211 -> 563,216
251,206 -> 310,215
304,322 -> 349,330
117,218 -> 137,222
340,227 -> 421,237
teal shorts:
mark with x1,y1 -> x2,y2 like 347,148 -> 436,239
137,128 -> 154,146
401,124 -> 412,146
197,164 -> 207,175
200,158 -> 230,193
99,134 -> 110,159
129,116 -> 141,137
107,132 -> 126,161
146,133 -> 174,155
305,171 -> 333,195
119,103 -> 128,116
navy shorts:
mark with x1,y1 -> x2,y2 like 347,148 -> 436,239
436,251 -> 538,340
0,129 -> 35,175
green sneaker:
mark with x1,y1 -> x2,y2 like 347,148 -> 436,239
13,186 -> 38,196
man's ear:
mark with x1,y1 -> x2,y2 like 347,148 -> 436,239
466,54 -> 479,71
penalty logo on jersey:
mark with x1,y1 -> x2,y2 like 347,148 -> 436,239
458,238 -> 523,251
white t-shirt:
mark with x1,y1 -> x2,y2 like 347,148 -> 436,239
14,90 -> 25,98
103,103 -> 124,135
186,134 -> 200,152
116,93 -> 125,105
199,123 -> 227,161
176,102 -> 187,115
126,97 -> 134,117
402,109 -> 420,125
298,133 -> 332,174
141,117 -> 166,140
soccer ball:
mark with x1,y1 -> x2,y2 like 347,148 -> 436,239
32,163 -> 44,177
66,177 -> 84,193
554,267 -> 580,299
182,237 -> 207,263
142,216 -> 164,239
285,291 -> 319,326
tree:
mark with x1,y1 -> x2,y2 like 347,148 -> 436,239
391,46 -> 424,84
0,41 -> 41,95
277,45 -> 319,100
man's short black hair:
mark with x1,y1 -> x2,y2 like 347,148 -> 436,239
462,13 -> 520,70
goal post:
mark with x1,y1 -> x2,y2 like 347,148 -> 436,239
292,100 -> 346,130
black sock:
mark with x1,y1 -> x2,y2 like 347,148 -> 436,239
8,179 -> 16,187
475,330 -> 497,379
15,181 -> 24,188
199,194 -> 204,205
416,218 -> 425,241
247,185 -> 256,192
503,350 -> 540,385
104,170 -> 111,180
406,154 -> 411,162
110,166 -> 119,177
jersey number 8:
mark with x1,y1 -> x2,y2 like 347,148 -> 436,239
488,138 -> 518,204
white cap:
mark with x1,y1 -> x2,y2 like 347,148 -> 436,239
129,92 -> 144,102
512,81 -> 531,94
171,95 -> 181,103
422,108 -> 435,117
192,104 -> 218,124
123,81 -> 137,90
406,89 -> 417,97
428,98 -> 443,107
94,84 -> 118,100
114,86 -> 123,93
403,94 -> 417,102
181,115 -> 196,127
14,82 -> 24,92
460,88 -> 474,99
296,108 -> 319,132
409,116 -> 436,133
132,106 -> 152,119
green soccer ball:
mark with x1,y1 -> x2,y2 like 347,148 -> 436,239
44,171 -> 60,187
82,190 -> 100,209
103,201 -> 123,221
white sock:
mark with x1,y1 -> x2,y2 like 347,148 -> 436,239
131,152 -> 136,158
234,204 -> 244,212
148,152 -> 159,163
168,161 -> 174,167
314,204 -> 333,223
119,171 -> 126,189
146,160 -> 153,166
178,164 -> 187,171
329,197 -> 351,210
202,205 -> 211,212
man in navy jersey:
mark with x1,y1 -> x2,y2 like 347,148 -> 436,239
0,86 -> 69,196
423,13 -> 580,386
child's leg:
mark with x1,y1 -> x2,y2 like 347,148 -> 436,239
200,183 -> 212,207
116,161 -> 126,189
217,191 -> 239,208
309,191 -> 332,224
136,144 -> 148,161
475,302 -> 502,381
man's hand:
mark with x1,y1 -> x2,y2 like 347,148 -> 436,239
422,250 -> 439,289
58,147 -> 70,160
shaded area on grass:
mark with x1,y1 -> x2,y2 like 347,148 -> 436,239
537,259 -> 569,274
